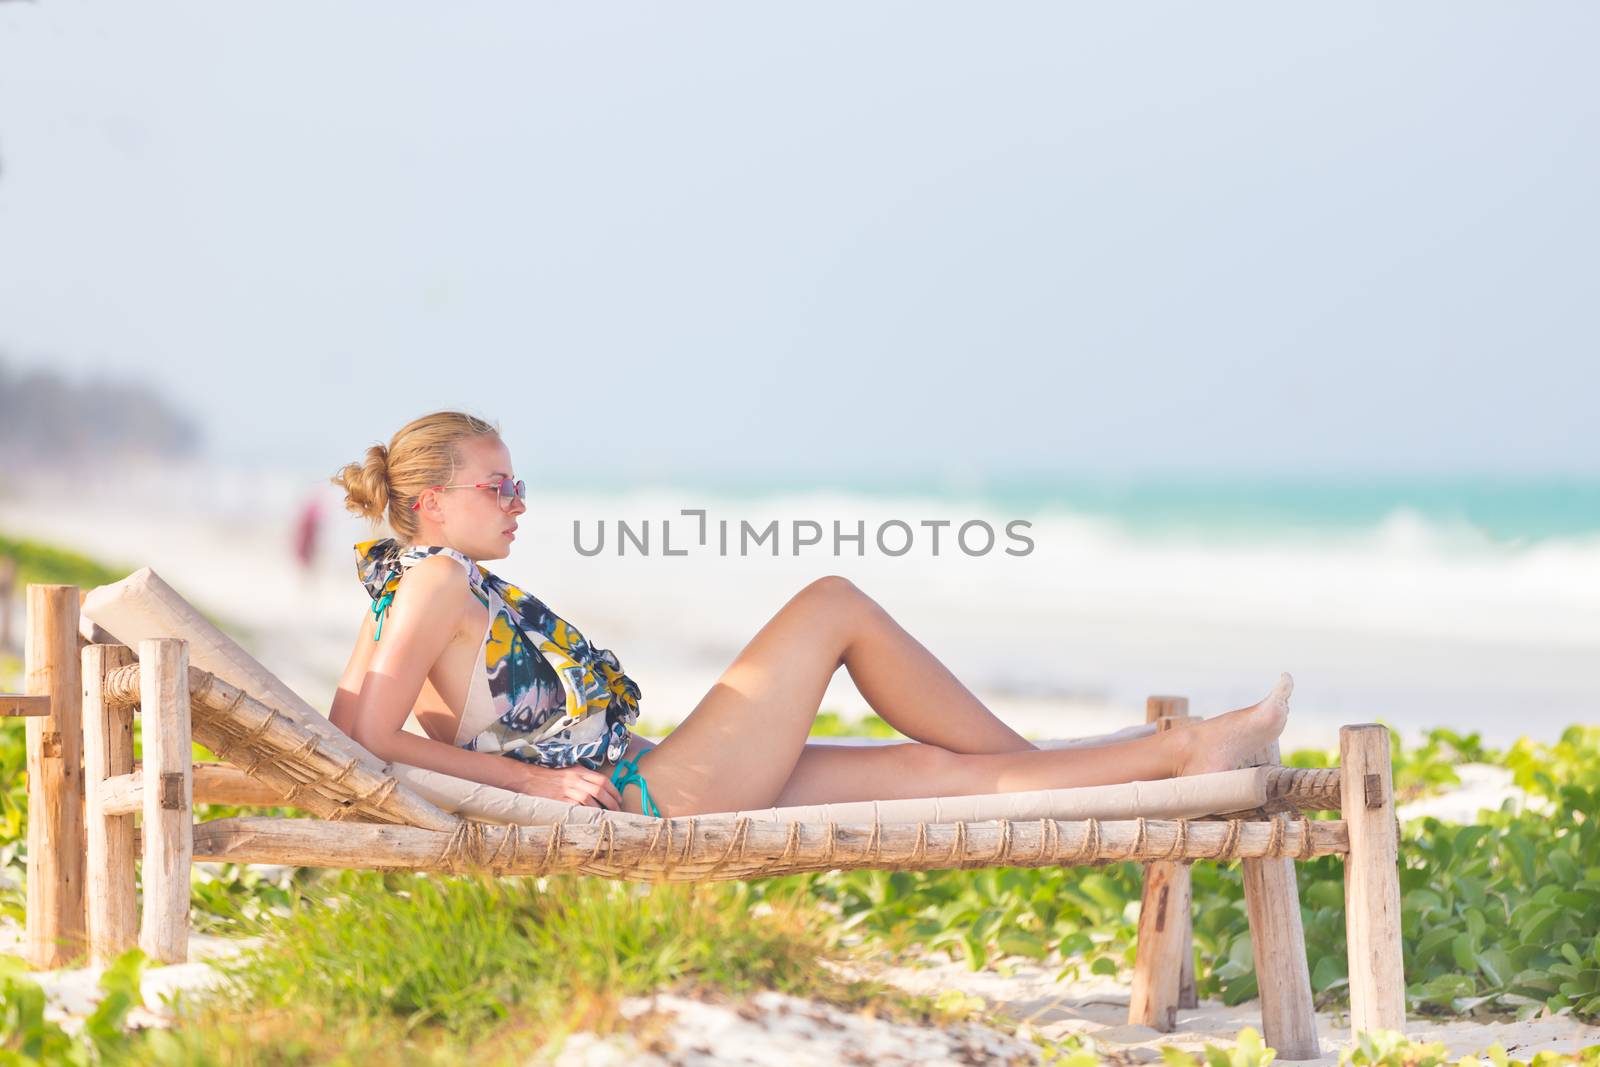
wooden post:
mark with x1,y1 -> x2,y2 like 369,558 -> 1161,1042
23,585 -> 86,969
139,638 -> 192,964
1129,695 -> 1196,1029
83,643 -> 139,965
1128,843 -> 1193,1029
1341,724 -> 1406,1037
1240,740 -> 1320,1060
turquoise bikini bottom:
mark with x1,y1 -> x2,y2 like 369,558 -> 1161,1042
610,753 -> 661,818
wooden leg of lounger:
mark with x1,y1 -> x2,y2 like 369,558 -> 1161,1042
1242,822 -> 1321,1059
24,585 -> 87,969
1241,742 -> 1320,1061
83,643 -> 139,965
139,639 -> 192,965
1128,853 -> 1192,1030
1129,701 -> 1195,1030
1341,724 -> 1406,1037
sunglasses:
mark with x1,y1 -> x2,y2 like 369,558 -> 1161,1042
411,477 -> 527,513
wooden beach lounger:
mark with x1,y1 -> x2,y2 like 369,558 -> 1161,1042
5,573 -> 1408,1059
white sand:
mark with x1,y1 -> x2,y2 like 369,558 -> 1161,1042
0,918 -> 258,1036
546,989 -> 1041,1066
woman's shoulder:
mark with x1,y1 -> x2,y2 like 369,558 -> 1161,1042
397,551 -> 473,591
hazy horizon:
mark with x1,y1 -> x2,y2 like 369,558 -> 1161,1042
2,2 -> 1597,485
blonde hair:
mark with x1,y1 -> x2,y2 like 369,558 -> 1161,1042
332,410 -> 502,544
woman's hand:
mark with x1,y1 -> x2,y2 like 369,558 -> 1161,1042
511,763 -> 625,811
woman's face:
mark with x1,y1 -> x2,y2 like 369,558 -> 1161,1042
414,435 -> 525,561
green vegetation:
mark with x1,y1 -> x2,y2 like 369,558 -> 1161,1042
1,950 -> 151,1066
0,534 -> 130,591
769,725 -> 1600,1022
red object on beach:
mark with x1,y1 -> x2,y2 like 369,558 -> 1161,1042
293,497 -> 322,570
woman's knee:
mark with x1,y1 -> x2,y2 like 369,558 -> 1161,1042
788,575 -> 878,659
794,575 -> 883,621
799,574 -> 861,602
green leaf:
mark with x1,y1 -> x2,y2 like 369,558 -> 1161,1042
1477,947 -> 1513,989
1452,933 -> 1479,971
1549,850 -> 1580,885
1311,954 -> 1347,994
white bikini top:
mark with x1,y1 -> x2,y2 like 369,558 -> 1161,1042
453,613 -> 499,745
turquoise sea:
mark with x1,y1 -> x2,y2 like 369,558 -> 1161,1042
561,473 -> 1600,546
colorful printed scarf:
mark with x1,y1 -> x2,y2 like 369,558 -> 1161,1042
354,537 -> 640,770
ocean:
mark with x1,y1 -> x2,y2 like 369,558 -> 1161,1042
4,460 -> 1595,750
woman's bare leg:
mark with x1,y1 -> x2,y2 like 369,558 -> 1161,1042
620,576 -> 1291,817
813,576 -> 1037,754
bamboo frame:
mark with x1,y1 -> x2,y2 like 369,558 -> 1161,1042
2,584 -> 1408,1057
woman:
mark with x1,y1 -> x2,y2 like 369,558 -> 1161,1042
329,410 -> 1292,819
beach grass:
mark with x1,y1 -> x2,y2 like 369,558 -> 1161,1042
137,871 -> 963,1064
4,865 -> 985,1064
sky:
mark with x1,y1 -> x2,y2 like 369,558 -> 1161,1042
0,1 -> 1596,485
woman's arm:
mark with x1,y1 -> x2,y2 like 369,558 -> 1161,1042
340,556 -> 529,793
361,723 -> 537,792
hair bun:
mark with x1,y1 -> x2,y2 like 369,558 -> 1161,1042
330,442 -> 393,525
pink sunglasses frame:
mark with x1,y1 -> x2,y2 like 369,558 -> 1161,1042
410,478 -> 526,512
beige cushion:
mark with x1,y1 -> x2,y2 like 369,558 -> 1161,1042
82,567 -> 1272,829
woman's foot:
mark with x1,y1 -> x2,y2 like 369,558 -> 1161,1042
1172,673 -> 1293,776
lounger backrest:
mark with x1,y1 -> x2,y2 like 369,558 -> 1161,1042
83,568 -> 383,770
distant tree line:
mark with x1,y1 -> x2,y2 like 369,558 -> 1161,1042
0,354 -> 203,469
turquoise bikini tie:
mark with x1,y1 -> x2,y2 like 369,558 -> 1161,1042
370,591 -> 394,641
610,754 -> 660,817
